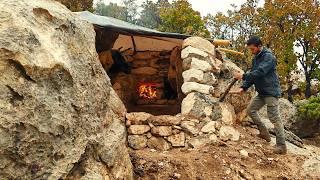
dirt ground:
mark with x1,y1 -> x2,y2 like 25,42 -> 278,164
130,125 -> 320,180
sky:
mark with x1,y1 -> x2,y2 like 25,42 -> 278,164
94,0 -> 252,16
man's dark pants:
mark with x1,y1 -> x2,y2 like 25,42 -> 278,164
247,95 -> 286,146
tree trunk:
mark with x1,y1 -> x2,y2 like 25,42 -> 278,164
305,75 -> 312,98
287,80 -> 293,102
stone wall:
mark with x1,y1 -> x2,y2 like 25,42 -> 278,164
125,37 -> 251,150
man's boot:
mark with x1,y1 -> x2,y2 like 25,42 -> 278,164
274,145 -> 287,154
257,127 -> 271,142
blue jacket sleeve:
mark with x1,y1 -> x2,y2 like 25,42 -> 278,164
243,53 -> 276,82
241,79 -> 254,91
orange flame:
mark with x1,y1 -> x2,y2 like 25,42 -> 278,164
138,83 -> 157,99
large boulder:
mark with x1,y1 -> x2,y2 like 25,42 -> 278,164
0,1 -> 132,179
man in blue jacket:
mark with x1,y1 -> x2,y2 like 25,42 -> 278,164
233,36 -> 287,154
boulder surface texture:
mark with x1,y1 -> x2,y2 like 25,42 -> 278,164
0,0 -> 132,179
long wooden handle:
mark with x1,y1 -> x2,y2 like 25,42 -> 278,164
219,78 -> 238,102
217,48 -> 245,57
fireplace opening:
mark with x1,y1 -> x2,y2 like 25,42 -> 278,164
95,28 -> 184,115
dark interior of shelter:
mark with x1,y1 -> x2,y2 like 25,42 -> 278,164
94,28 -> 185,115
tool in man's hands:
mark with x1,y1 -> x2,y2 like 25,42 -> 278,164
219,78 -> 238,102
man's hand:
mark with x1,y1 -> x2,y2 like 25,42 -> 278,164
229,88 -> 244,94
234,71 -> 243,80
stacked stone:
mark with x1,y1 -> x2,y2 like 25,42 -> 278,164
178,37 -> 241,147
126,112 -> 241,150
126,112 -> 186,151
126,37 -> 250,151
180,37 -> 233,121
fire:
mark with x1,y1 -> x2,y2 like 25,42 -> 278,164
138,83 -> 158,99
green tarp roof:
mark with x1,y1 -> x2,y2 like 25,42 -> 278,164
76,11 -> 191,39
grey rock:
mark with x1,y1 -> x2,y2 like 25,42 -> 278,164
201,121 -> 216,133
219,126 -> 240,141
128,125 -> 150,135
151,126 -> 173,137
167,132 -> 186,147
128,135 -> 148,150
181,82 -> 214,95
188,135 -> 217,148
147,137 -> 171,151
0,1 -> 132,179
180,121 -> 199,135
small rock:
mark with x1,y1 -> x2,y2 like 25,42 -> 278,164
201,121 -> 216,133
180,121 -> 199,135
146,132 -> 152,138
151,126 -> 173,136
173,125 -> 182,130
147,137 -> 171,151
190,119 -> 200,124
209,134 -> 218,143
128,125 -> 150,135
240,149 -> 249,157
128,135 -> 147,150
167,132 -> 185,147
219,126 -> 240,141
267,158 -> 274,161
188,135 -> 215,148
173,173 -> 181,179
172,129 -> 181,135
148,122 -> 155,128
225,168 -> 231,175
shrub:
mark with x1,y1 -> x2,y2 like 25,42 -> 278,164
297,97 -> 320,121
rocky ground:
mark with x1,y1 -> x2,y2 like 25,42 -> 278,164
130,125 -> 320,180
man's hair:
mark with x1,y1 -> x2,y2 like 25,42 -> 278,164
246,36 -> 263,47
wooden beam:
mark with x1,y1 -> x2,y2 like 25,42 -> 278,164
213,39 -> 231,47
217,48 -> 245,57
